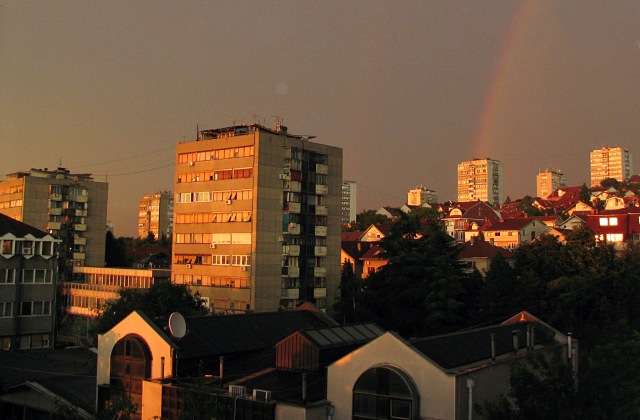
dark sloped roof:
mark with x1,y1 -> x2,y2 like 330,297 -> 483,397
0,347 -> 97,413
0,213 -> 50,238
299,323 -> 384,350
234,368 -> 327,404
457,239 -> 513,259
410,322 -> 556,371
161,310 -> 337,360
482,217 -> 542,231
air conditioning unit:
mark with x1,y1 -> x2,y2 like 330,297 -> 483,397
226,199 -> 233,205
210,244 -> 217,249
253,389 -> 271,402
210,155 -> 216,160
229,385 -> 246,396
189,161 -> 195,166
241,266 -> 248,272
278,174 -> 288,180
186,264 -> 192,269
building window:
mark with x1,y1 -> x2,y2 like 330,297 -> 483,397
1,302 -> 13,317
353,366 -> 418,420
0,269 -> 16,284
1,239 -> 13,255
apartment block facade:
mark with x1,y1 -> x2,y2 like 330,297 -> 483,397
138,191 -> 173,239
590,146 -> 633,187
457,158 -> 504,206
0,214 -> 61,350
0,168 -> 108,280
341,180 -> 357,224
536,167 -> 566,199
172,124 -> 342,313
407,186 -> 438,206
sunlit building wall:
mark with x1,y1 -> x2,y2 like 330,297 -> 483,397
172,123 -> 343,313
457,158 -> 504,206
407,186 -> 438,206
341,180 -> 357,224
138,191 -> 173,240
536,168 -> 566,198
590,146 -> 633,187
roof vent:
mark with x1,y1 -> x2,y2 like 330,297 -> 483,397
229,385 -> 246,396
253,389 -> 271,402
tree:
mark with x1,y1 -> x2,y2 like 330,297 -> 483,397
97,395 -> 138,420
359,213 -> 469,337
600,177 -> 620,190
105,230 -> 130,267
346,209 -> 392,232
578,183 -> 591,204
93,282 -> 208,335
333,260 -> 359,324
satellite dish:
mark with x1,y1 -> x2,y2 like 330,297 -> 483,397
168,312 -> 187,339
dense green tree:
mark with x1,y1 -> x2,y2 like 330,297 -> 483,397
600,177 -> 620,190
345,209 -> 392,232
516,196 -> 544,216
514,234 -> 568,283
578,183 -> 591,204
96,395 -> 138,420
105,230 -> 130,267
333,261 -> 359,324
93,282 -> 208,335
359,214 -> 469,337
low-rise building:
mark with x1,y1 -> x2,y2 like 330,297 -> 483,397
482,218 -> 549,249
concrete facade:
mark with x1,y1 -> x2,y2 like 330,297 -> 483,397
137,191 -> 173,239
590,146 -> 633,186
172,124 -> 342,313
457,158 -> 504,206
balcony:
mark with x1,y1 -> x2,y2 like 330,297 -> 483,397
282,245 -> 300,256
287,202 -> 301,213
73,252 -> 86,260
283,288 -> 300,299
315,205 -> 328,216
314,246 -> 327,256
282,266 -> 300,278
75,209 -> 88,217
289,181 -> 302,192
49,208 -> 62,216
47,222 -> 62,230
315,164 -> 328,175
287,223 -> 301,235
315,226 -> 327,236
73,223 -> 87,231
70,195 -> 89,203
73,236 -> 87,246
316,184 -> 328,195
313,288 -> 327,298
49,193 -> 63,201
314,267 -> 327,277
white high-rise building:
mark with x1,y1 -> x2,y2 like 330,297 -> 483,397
536,168 -> 566,198
590,147 -> 632,187
341,180 -> 357,224
457,158 -> 503,206
407,186 -> 438,207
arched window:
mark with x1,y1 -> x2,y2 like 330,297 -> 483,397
110,335 -> 152,418
352,366 -> 418,420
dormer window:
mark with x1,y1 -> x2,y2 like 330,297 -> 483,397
41,241 -> 54,257
1,239 -> 13,256
21,241 -> 34,256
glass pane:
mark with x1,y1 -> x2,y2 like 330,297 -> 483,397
354,369 -> 377,393
391,399 -> 411,419
353,394 -> 377,417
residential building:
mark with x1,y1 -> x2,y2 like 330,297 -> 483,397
407,186 -> 438,206
0,214 -> 60,350
0,168 -> 108,280
138,191 -> 173,240
457,236 -> 514,276
482,217 -> 549,249
587,205 -> 640,248
341,180 -> 357,224
590,146 -> 633,186
537,167 -> 566,198
443,201 -> 503,243
457,158 -> 504,206
173,123 -> 342,313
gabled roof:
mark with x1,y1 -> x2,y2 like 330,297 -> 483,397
359,244 -> 385,260
294,323 -> 384,350
341,231 -> 364,242
482,217 -> 543,232
0,213 -> 50,238
461,201 -> 502,223
457,238 -> 513,259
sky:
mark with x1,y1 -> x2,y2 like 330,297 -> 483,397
2,1 -> 640,237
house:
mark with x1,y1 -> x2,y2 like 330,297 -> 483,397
482,218 -> 549,249
586,206 -> 640,248
360,245 -> 387,278
559,214 -> 588,230
443,201 -> 502,243
327,311 -> 576,420
376,206 -> 409,220
457,237 -> 514,276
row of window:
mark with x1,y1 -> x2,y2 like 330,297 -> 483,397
1,238 -> 56,258
177,168 -> 253,186
0,301 -> 52,317
178,145 -> 255,164
1,333 -> 51,351
0,269 -> 55,284
173,274 -> 250,288
175,254 -> 251,266
598,217 -> 619,226
281,278 -> 326,288
175,232 -> 252,244
176,188 -> 253,203
0,199 -> 23,209
0,185 -> 24,196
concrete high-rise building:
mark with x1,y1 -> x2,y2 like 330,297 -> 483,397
407,186 -> 438,206
173,123 -> 342,313
457,158 -> 504,206
0,168 -> 108,280
590,147 -> 633,187
138,191 -> 173,240
341,180 -> 357,224
536,168 -> 566,198
1,213 -> 61,350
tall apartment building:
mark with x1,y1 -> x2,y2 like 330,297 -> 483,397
590,147 -> 633,186
407,186 -> 438,206
138,191 -> 173,239
536,168 -> 566,198
0,168 -> 108,280
341,180 -> 357,224
1,214 -> 61,350
173,123 -> 342,313
457,158 -> 504,206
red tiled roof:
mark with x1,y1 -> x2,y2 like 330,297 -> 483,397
482,217 -> 543,231
360,244 -> 386,260
457,238 -> 513,259
341,231 -> 363,242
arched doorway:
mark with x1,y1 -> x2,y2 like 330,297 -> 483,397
110,335 -> 152,418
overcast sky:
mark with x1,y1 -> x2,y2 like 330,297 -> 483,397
2,1 -> 640,236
